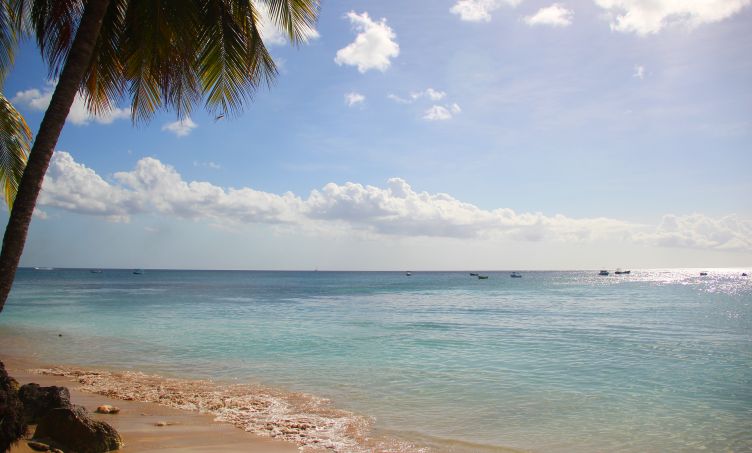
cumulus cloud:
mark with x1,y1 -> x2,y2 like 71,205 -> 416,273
162,117 -> 197,137
39,152 -> 138,222
335,11 -> 399,73
524,3 -> 574,27
450,0 -> 523,22
633,64 -> 645,79
12,83 -> 131,125
424,103 -> 462,121
345,92 -> 365,106
594,0 -> 752,35
38,153 -> 751,252
637,214 -> 752,252
257,2 -> 319,45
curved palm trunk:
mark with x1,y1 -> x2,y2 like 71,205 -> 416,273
0,0 -> 111,313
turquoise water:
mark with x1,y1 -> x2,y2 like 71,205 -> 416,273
1,268 -> 751,452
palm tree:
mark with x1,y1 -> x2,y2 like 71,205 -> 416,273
0,0 -> 319,313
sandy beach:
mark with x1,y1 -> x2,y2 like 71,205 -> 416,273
3,355 -> 300,453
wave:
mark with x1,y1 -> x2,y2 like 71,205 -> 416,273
31,366 -> 428,452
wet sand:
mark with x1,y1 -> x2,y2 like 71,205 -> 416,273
3,355 -> 300,453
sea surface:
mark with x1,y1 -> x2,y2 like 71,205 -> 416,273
1,268 -> 751,452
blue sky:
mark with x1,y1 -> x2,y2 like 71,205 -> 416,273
2,0 -> 751,270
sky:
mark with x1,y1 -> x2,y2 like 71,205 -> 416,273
2,0 -> 751,270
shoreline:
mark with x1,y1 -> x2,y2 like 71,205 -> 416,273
3,354 -> 301,453
1,354 -> 440,453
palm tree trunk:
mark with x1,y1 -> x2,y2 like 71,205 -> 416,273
0,0 -> 111,313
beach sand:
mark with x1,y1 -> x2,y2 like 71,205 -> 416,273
3,355 -> 300,453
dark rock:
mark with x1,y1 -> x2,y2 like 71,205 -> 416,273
18,383 -> 71,423
0,361 -> 28,453
34,406 -> 123,453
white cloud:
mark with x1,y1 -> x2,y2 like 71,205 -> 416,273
388,88 -> 447,104
423,103 -> 462,121
387,94 -> 411,104
12,88 -> 51,110
194,161 -> 221,170
524,3 -> 574,27
421,88 -> 447,101
594,0 -> 752,35
12,83 -> 131,126
162,118 -> 197,137
450,0 -> 523,22
637,214 -> 752,252
334,11 -> 399,73
39,152 -> 138,222
344,92 -> 365,106
38,152 -> 751,252
633,64 -> 645,79
257,2 -> 319,45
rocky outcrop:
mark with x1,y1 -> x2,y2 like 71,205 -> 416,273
18,383 -> 71,423
0,361 -> 27,453
34,406 -> 123,453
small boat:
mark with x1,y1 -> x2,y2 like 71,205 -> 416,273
510,272 -> 522,278
699,272 -> 708,276
90,269 -> 103,274
33,267 -> 54,271
614,269 -> 631,275
598,270 -> 610,276
133,269 -> 144,275
405,272 -> 412,276
477,275 -> 489,279
743,273 -> 748,277
469,273 -> 479,276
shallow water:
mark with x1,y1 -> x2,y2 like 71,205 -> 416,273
1,268 -> 751,452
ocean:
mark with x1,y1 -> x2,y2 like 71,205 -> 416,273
1,268 -> 750,452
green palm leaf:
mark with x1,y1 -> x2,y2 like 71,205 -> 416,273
0,92 -> 31,209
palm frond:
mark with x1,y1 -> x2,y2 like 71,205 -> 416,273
82,0 -> 127,116
120,0 -> 201,122
261,0 -> 319,45
197,0 -> 276,117
0,0 -> 23,81
23,0 -> 319,122
30,0 -> 84,79
0,91 -> 31,209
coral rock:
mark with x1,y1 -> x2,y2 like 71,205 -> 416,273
95,405 -> 120,414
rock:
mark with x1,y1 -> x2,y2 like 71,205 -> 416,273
0,361 -> 28,453
154,421 -> 168,427
95,405 -> 120,414
26,440 -> 51,451
33,406 -> 123,453
18,383 -> 71,423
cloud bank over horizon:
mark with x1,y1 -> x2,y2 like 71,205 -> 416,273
36,152 -> 752,254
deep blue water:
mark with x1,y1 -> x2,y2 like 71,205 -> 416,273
1,268 -> 751,452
